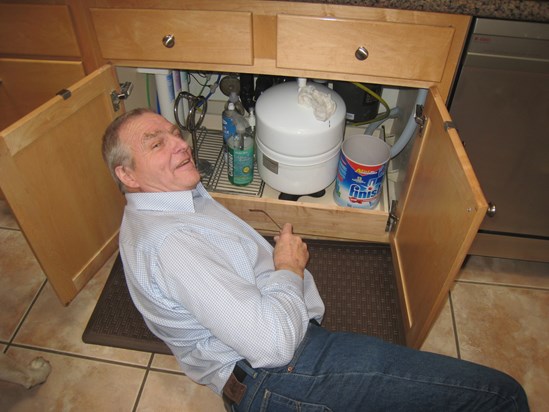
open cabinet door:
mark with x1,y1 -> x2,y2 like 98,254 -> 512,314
390,88 -> 487,348
0,65 -> 125,305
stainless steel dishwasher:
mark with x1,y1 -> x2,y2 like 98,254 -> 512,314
449,18 -> 549,262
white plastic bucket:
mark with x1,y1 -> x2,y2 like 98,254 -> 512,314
333,135 -> 391,209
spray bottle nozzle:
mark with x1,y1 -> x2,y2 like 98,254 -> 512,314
229,91 -> 239,103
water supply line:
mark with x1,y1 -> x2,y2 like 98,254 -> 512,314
365,107 -> 401,135
351,83 -> 391,125
364,88 -> 428,159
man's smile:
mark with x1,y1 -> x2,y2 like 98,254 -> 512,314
176,158 -> 192,169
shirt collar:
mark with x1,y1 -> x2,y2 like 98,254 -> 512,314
125,182 -> 212,212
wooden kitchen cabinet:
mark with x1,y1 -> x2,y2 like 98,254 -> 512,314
0,66 -> 125,305
0,2 -> 87,201
0,58 -> 85,131
277,15 -> 454,83
0,3 -> 81,58
85,0 -> 469,101
0,0 -> 485,348
91,8 -> 253,66
0,3 -> 87,129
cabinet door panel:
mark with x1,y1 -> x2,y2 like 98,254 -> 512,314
0,65 -> 125,305
390,89 -> 487,348
0,4 -> 80,58
91,8 -> 253,66
277,14 -> 454,82
0,58 -> 85,131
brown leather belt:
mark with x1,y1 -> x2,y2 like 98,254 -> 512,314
223,362 -> 248,405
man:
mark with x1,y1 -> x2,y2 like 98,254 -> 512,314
102,108 -> 529,411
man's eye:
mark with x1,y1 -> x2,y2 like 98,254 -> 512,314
151,140 -> 163,149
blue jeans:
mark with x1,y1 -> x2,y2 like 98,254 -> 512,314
233,322 -> 529,411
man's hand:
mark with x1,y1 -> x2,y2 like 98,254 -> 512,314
273,223 -> 309,278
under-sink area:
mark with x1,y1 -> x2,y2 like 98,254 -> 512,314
116,68 -> 415,218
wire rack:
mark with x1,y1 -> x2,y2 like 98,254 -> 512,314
195,127 -> 264,197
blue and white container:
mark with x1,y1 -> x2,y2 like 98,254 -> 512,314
333,134 -> 391,209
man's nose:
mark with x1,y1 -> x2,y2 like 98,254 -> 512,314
171,134 -> 190,151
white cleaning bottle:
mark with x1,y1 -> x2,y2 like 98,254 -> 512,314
222,92 -> 246,146
222,101 -> 237,150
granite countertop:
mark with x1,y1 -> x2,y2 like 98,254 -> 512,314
288,0 -> 549,23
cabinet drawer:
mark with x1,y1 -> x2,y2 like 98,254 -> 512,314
91,8 -> 253,66
213,193 -> 390,243
0,4 -> 80,58
277,14 -> 455,83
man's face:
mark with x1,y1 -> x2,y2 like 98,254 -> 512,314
116,112 -> 201,192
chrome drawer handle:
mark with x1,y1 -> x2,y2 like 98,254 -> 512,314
486,202 -> 497,217
355,46 -> 369,61
162,34 -> 175,48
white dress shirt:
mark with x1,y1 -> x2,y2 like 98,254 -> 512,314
118,183 -> 325,393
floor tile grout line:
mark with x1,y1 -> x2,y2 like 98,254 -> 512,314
148,366 -> 187,375
5,342 -> 188,410
132,354 -> 155,412
7,330 -> 185,376
6,341 -> 155,370
0,226 -> 21,232
448,291 -> 462,360
456,279 -> 549,291
6,278 -> 48,349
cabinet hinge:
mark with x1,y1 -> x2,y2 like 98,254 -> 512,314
56,89 -> 72,100
385,200 -> 399,232
414,104 -> 426,135
444,121 -> 456,131
111,81 -> 134,112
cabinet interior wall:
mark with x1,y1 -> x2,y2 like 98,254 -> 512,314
115,67 -> 417,219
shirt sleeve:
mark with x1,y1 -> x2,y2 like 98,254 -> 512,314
156,229 -> 311,368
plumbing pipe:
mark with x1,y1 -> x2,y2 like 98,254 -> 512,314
364,88 -> 428,159
178,71 -> 190,124
365,107 -> 401,136
389,88 -> 427,158
137,68 -> 176,123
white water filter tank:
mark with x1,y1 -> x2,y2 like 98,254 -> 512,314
255,80 -> 346,195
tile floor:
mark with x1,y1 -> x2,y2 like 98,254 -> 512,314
0,198 -> 547,411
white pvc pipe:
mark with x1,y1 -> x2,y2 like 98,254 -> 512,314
137,68 -> 175,123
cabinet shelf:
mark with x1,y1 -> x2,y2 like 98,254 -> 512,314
196,126 -> 391,213
196,127 -> 264,197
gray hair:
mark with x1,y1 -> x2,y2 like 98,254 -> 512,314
102,108 -> 155,192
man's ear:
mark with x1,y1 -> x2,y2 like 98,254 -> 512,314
115,165 -> 139,189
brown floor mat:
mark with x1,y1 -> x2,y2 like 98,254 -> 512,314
83,239 -> 405,354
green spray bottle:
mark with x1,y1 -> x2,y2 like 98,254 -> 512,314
227,115 -> 254,186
